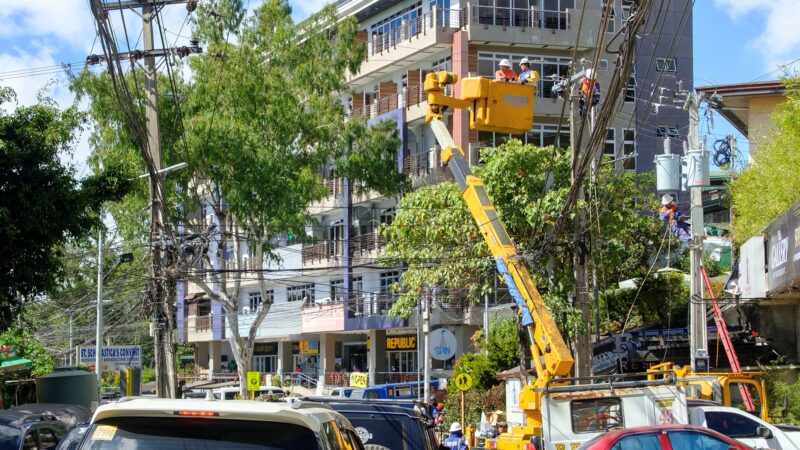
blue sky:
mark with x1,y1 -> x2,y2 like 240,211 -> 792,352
0,0 -> 796,173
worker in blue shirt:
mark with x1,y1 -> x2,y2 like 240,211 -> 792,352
444,422 -> 468,450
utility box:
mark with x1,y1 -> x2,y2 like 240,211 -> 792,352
682,149 -> 710,188
461,77 -> 534,134
655,153 -> 682,193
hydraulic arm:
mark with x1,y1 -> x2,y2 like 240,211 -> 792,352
424,72 -> 573,435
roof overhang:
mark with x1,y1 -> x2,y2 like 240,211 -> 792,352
696,80 -> 786,136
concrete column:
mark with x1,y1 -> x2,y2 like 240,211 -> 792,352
208,341 -> 222,374
452,31 -> 470,151
368,329 -> 387,385
320,334 -> 337,374
277,341 -> 292,376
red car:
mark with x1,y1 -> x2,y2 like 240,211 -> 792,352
576,424 -> 752,450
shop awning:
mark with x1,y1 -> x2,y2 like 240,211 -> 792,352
0,357 -> 32,373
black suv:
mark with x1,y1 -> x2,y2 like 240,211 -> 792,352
0,410 -> 69,450
303,397 -> 444,450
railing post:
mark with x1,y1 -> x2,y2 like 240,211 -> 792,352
401,19 -> 409,41
531,6 -> 537,28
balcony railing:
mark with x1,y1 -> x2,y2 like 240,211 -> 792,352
347,292 -> 398,318
301,232 -> 387,265
350,85 -> 452,120
469,6 -> 569,30
404,146 -> 443,176
194,315 -> 211,333
368,8 -> 465,56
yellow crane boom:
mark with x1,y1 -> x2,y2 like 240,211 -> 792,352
424,71 -> 572,437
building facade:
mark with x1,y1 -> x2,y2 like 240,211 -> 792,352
176,0 -> 693,387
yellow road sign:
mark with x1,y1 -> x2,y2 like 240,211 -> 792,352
454,373 -> 473,391
247,371 -> 260,391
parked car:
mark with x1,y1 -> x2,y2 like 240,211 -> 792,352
55,423 -> 90,450
576,424 -> 752,450
72,397 -> 365,449
302,397 -> 444,450
0,410 -> 69,450
348,381 -> 441,400
688,400 -> 800,450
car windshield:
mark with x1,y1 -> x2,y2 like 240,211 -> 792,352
78,417 -> 319,450
344,412 -> 421,450
0,424 -> 21,448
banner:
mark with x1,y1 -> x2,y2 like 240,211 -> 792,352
79,345 -> 141,371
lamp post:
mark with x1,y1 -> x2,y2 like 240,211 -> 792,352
95,246 -> 134,382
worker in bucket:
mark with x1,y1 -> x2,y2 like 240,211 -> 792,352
659,194 -> 691,245
444,422 -> 469,450
578,68 -> 601,117
495,59 -> 517,82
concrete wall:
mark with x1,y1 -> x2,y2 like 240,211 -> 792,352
747,95 -> 783,156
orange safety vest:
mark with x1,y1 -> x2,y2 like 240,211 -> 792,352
580,78 -> 594,96
495,68 -> 517,81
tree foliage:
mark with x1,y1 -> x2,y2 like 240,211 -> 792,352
0,87 -> 133,328
0,328 -> 55,378
472,318 -> 521,372
381,140 -> 665,337
731,76 -> 800,243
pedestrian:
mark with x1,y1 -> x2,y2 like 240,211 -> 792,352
659,194 -> 691,245
494,59 -> 517,82
518,57 -> 538,85
444,422 -> 469,450
426,396 -> 440,424
578,69 -> 601,117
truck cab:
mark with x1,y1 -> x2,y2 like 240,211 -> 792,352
688,401 -> 800,450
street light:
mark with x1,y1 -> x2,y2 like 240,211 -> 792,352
96,248 -> 134,382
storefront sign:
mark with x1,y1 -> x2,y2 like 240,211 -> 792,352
350,372 -> 368,388
386,335 -> 417,351
299,340 -> 319,355
0,346 -> 17,360
766,202 -> 800,295
431,328 -> 457,361
79,345 -> 142,370
253,343 -> 277,355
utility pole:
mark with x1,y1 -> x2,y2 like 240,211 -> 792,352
569,81 -> 592,380
96,229 -> 103,382
685,93 -> 709,372
422,292 -> 431,399
88,0 -> 201,398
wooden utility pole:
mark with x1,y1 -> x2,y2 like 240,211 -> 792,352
569,90 -> 592,380
88,0 -> 201,398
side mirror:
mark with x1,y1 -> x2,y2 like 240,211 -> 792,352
756,425 -> 773,439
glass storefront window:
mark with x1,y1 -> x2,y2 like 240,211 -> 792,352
388,350 -> 418,372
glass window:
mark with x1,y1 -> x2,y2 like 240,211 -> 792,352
287,284 -> 315,304
705,411 -> 760,438
656,57 -> 677,72
604,128 -> 616,157
656,126 -> 680,138
602,0 -> 615,33
728,382 -> 762,414
81,418 -> 318,449
38,428 -> 58,450
23,431 -> 38,450
610,433 -> 660,450
380,271 -> 401,293
667,431 -> 734,450
248,292 -> 262,313
622,129 -> 636,170
0,425 -> 22,449
330,279 -> 344,303
625,66 -> 637,102
571,398 -> 623,433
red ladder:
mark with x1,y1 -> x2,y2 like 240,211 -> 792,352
700,266 -> 755,412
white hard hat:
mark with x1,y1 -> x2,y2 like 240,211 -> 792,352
661,194 -> 674,205
499,59 -> 511,68
520,57 -> 529,65
585,68 -> 595,79
450,422 -> 463,433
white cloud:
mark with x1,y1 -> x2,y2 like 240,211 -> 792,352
714,0 -> 800,73
0,0 -> 95,51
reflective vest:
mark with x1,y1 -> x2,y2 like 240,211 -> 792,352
580,78 -> 600,96
495,68 -> 517,81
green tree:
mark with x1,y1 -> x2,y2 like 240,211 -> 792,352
0,87 -> 132,329
381,140 -> 664,338
731,76 -> 800,242
0,328 -> 55,378
473,318 -> 521,372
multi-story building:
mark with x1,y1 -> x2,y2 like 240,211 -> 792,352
176,0 -> 693,386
